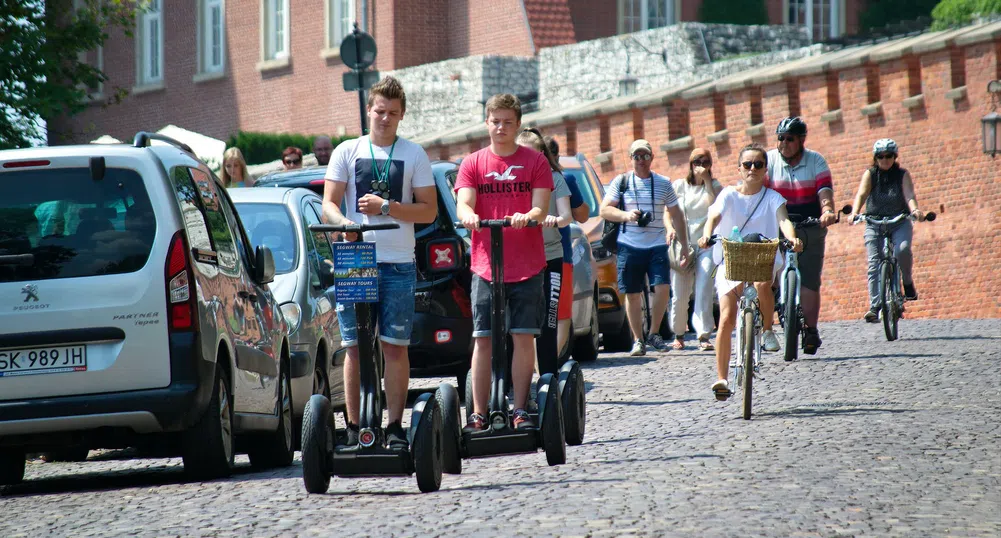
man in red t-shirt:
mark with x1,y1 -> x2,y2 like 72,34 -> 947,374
455,93 -> 553,432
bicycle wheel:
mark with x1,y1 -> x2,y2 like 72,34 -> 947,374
741,310 -> 755,420
879,262 -> 897,341
782,271 -> 799,362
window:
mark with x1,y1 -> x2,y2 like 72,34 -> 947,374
233,202 -> 298,275
263,0 -> 289,61
73,0 -> 103,98
786,0 -> 841,40
136,0 -> 163,85
189,167 -> 238,273
327,0 -> 355,49
199,0 -> 225,74
619,0 -> 674,34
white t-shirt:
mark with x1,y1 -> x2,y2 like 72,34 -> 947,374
324,135 -> 434,263
543,171 -> 572,261
709,186 -> 787,290
602,171 -> 678,249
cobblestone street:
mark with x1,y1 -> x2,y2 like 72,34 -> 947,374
2,319 -> 998,537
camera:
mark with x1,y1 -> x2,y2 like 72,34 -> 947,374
636,210 -> 653,227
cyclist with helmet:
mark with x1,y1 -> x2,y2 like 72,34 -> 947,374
765,117 -> 837,355
849,139 -> 926,322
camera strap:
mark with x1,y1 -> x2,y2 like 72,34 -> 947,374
629,172 -> 657,222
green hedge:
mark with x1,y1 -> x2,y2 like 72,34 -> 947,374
931,0 -> 1001,29
225,131 -> 356,166
698,0 -> 769,25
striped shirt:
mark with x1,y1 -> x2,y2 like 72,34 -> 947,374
765,148 -> 833,218
603,172 -> 678,249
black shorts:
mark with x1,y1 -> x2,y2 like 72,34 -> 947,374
471,271 -> 545,337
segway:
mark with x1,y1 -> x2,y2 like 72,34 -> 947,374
300,222 -> 461,494
456,219 -> 567,466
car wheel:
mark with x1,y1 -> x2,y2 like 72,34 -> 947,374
40,448 -> 90,463
572,297 -> 600,362
182,365 -> 234,480
603,317 -> 633,352
0,449 -> 25,486
248,361 -> 295,469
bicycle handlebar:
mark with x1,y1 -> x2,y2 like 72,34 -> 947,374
309,223 -> 401,233
454,218 -> 539,229
851,211 -> 936,226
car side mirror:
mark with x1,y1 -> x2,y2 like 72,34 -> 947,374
255,245 -> 276,284
426,237 -> 464,274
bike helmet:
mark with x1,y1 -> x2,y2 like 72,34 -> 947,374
873,138 -> 898,155
776,116 -> 808,136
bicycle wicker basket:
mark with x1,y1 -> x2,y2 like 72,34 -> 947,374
722,239 -> 779,282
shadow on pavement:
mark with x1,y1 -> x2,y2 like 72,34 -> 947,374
321,476 -> 627,497
582,437 -> 635,446
3,462 -> 286,497
590,398 -> 700,406
583,355 -> 658,369
806,352 -> 941,362
599,453 -> 722,465
896,334 -> 996,342
753,406 -> 914,419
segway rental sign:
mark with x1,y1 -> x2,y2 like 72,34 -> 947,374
333,242 -> 379,303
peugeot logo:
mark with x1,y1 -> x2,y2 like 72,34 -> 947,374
21,284 -> 38,302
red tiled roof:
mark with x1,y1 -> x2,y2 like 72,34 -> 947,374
523,0 -> 577,50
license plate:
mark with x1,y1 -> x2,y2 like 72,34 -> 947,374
0,345 -> 87,377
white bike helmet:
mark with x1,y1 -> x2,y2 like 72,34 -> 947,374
873,138 -> 898,155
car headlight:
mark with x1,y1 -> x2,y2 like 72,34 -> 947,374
279,302 -> 302,334
590,240 -> 612,261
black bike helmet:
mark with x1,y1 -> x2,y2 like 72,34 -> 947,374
776,116 -> 808,136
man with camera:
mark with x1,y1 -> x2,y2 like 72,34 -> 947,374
600,139 -> 690,356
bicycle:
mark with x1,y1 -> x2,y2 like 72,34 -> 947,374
776,206 -> 851,362
706,234 -> 783,420
851,210 -> 936,341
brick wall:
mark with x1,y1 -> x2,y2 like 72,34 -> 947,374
434,36 -> 1001,320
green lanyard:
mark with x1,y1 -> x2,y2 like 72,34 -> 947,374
368,136 -> 398,184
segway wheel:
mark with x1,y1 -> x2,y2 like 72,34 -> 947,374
464,369 -> 474,424
301,394 -> 333,494
413,396 -> 443,493
558,360 -> 586,446
435,383 -> 463,475
537,373 -> 566,466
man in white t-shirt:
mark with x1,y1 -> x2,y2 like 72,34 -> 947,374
599,139 -> 690,356
321,76 -> 438,450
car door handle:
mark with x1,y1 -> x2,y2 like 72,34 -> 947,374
238,290 -> 257,301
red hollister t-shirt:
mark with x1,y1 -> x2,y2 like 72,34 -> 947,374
454,145 -> 553,283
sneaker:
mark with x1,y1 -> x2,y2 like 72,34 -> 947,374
711,379 -> 731,401
513,409 -> 534,430
863,308 -> 879,323
646,333 -> 669,351
903,283 -> 918,301
463,413 -> 487,433
344,422 -> 359,446
761,330 -> 780,352
802,327 -> 822,355
385,420 -> 409,450
630,339 -> 646,356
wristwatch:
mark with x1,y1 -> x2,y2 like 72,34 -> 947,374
380,199 -> 391,216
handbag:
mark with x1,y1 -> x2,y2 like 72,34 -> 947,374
668,181 -> 696,273
599,174 -> 630,254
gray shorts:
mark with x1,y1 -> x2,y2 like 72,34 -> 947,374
471,271 -> 545,337
797,226 -> 827,291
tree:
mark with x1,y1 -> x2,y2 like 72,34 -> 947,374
698,0 -> 769,25
859,0 -> 938,31
931,0 -> 1001,29
0,0 -> 137,149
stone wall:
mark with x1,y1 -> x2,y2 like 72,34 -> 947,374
539,22 -> 819,109
388,55 -> 537,139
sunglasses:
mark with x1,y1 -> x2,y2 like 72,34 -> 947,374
691,158 -> 711,167
777,135 -> 798,142
284,158 -> 301,165
631,153 -> 653,161
876,153 -> 897,160
741,160 -> 766,170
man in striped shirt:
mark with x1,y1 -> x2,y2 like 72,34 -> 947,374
765,117 -> 838,355
600,139 -> 690,356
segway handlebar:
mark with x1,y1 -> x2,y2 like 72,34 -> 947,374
309,223 -> 401,233
453,218 -> 539,229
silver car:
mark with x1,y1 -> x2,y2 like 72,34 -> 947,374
229,187 -> 345,444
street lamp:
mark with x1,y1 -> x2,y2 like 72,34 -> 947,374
984,80 -> 1001,158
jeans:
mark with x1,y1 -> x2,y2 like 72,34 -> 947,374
864,220 -> 913,309
336,262 -> 417,346
669,247 -> 716,339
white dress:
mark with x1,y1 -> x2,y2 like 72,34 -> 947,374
710,186 -> 788,298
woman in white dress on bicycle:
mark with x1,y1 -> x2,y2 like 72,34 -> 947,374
698,144 -> 803,400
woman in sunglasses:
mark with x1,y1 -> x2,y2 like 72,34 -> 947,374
849,138 -> 926,323
698,144 -> 802,399
281,146 -> 304,170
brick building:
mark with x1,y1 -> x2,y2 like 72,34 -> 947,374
416,21 -> 1001,321
49,0 -> 870,146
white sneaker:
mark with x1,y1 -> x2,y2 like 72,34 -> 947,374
711,379 -> 730,400
630,339 -> 646,356
762,330 -> 780,352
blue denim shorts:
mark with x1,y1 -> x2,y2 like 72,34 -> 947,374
616,243 -> 670,294
336,262 -> 416,347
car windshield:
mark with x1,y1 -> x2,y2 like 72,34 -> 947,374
232,203 -> 298,274
0,167 -> 156,283
563,169 -> 601,219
